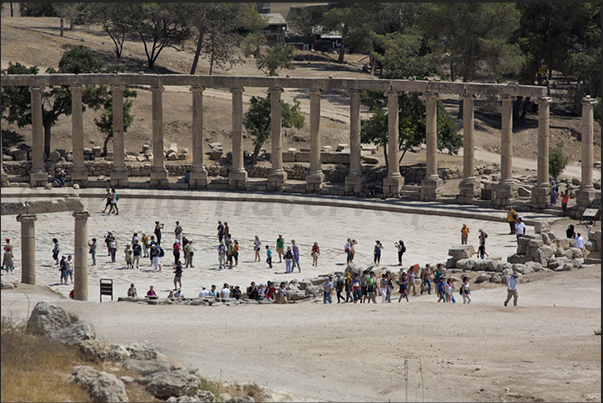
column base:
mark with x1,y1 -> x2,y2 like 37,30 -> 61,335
530,186 -> 550,209
494,181 -> 518,207
229,169 -> 248,190
344,174 -> 364,196
30,171 -> 49,187
71,170 -> 89,188
150,169 -> 169,188
305,172 -> 324,192
382,175 -> 404,198
267,170 -> 287,191
458,180 -> 479,204
1,171 -> 9,187
110,169 -> 128,188
420,178 -> 443,201
576,188 -> 596,207
189,170 -> 209,189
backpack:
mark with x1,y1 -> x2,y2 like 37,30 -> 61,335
115,193 -> 119,201
401,245 -> 406,253
158,247 -> 165,257
285,250 -> 293,259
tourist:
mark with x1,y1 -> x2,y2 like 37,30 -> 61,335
344,273 -> 353,302
59,256 -> 68,285
174,288 -> 184,298
335,274 -> 345,303
173,260 -> 183,290
167,290 -> 174,299
224,222 -> 230,240
184,239 -> 194,268
150,244 -> 163,272
276,282 -> 288,304
3,238 -> 13,255
507,206 -> 518,234
366,271 -> 377,304
232,286 -> 241,300
2,248 -> 14,274
217,242 -> 226,269
360,270 -> 370,303
199,286 -> 209,298
446,278 -> 455,303
574,233 -> 585,248
421,264 -> 432,295
52,238 -> 60,265
172,239 -> 180,265
132,232 -> 139,245
258,284 -> 266,301
233,239 -> 239,266
208,285 -> 218,298
373,240 -> 383,265
477,242 -> 489,259
227,241 -> 235,269
478,229 -> 488,245
124,243 -> 133,269
87,238 -> 97,266
345,238 -> 358,264
436,277 -> 447,302
101,188 -> 112,213
220,283 -> 231,299
379,273 -> 389,303
311,242 -> 320,267
352,273 -> 362,303
247,282 -> 259,300
344,238 -> 352,263
253,236 -> 261,262
276,234 -> 285,263
561,190 -> 570,216
323,276 -> 333,304
174,221 -> 183,244
398,270 -> 409,303
550,180 -> 558,206
407,265 -> 418,296
394,240 -> 406,266
291,240 -> 301,272
434,263 -> 444,286
266,281 -> 277,303
146,285 -> 157,297
132,240 -> 141,269
566,224 -> 576,239
217,221 -> 225,243
109,236 -> 117,263
284,246 -> 293,274
265,245 -> 273,269
109,188 -> 119,215
127,283 -> 138,298
461,224 -> 469,245
154,222 -> 165,246
515,217 -> 526,241
504,272 -> 520,306
385,270 -> 394,303
141,232 -> 150,258
460,277 -> 471,304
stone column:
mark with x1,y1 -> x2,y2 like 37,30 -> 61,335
495,94 -> 518,206
306,89 -> 324,192
576,96 -> 598,207
30,86 -> 48,187
229,87 -> 247,190
110,85 -> 128,187
189,85 -> 208,189
150,85 -> 168,188
345,89 -> 364,195
531,97 -> 552,207
17,214 -> 37,285
267,87 -> 287,191
420,92 -> 442,201
382,90 -> 404,197
70,85 -> 88,187
1,87 -> 8,187
73,211 -> 89,301
459,94 -> 478,203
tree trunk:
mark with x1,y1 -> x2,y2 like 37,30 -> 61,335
513,96 -> 523,124
457,99 -> 464,120
450,63 -> 455,82
103,132 -> 114,157
209,41 -> 215,75
337,40 -> 345,63
189,31 -> 204,75
60,17 -> 64,37
69,18 -> 74,31
44,124 -> 52,159
251,142 -> 262,165
10,2 -> 14,17
370,51 -> 375,76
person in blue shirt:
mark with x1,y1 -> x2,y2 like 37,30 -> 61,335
265,245 -> 273,268
437,277 -> 447,302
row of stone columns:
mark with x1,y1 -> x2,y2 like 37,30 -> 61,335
16,211 -> 89,301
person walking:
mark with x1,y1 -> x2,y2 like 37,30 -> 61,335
507,206 -> 518,234
184,240 -> 194,268
233,239 -> 239,266
335,274 -> 345,303
124,243 -> 133,269
174,221 -> 183,244
101,188 -> 112,213
276,234 -> 285,263
373,240 -> 383,265
173,260 -> 183,291
141,233 -> 150,258
88,238 -> 97,266
253,236 -> 261,262
227,241 -> 235,269
504,272 -> 520,306
394,240 -> 406,266
379,274 -> 389,303
461,224 -> 469,245
291,240 -> 301,273
311,242 -> 320,267
477,242 -> 489,259
344,273 -> 354,303
172,239 -> 181,265
460,277 -> 471,304
398,270 -> 409,303
284,246 -> 293,274
436,276 -> 447,302
52,238 -> 60,265
408,265 -> 418,296
478,229 -> 488,245
217,221 -> 225,243
352,273 -> 362,303
550,180 -> 558,206
109,188 -> 119,215
265,245 -> 273,268
150,244 -> 163,272
421,264 -> 432,295
154,222 -> 164,246
132,240 -> 142,269
561,190 -> 570,216
2,248 -> 14,274
109,237 -> 117,263
366,271 -> 377,304
446,278 -> 455,303
323,276 -> 333,304
217,242 -> 226,269
59,256 -> 68,285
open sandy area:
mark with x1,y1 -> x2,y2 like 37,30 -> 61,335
1,190 -> 601,402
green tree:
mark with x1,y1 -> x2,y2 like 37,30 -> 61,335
1,46 -> 136,158
256,43 -> 296,77
549,141 -> 570,181
289,6 -> 324,44
243,95 -> 305,164
361,91 -> 461,172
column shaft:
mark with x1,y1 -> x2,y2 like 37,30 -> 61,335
306,89 -> 324,192
1,87 -> 7,186
537,97 -> 552,187
189,86 -> 208,188
71,85 -> 88,186
150,86 -> 168,187
110,85 -> 127,187
17,214 -> 37,285
462,94 -> 476,181
267,87 -> 286,190
229,87 -> 247,189
344,89 -> 363,195
386,91 -> 400,177
30,86 -> 47,186
581,96 -> 596,189
425,93 -> 438,180
500,95 -> 515,183
73,211 -> 89,301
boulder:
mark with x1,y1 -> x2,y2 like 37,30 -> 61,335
572,258 -> 584,268
287,289 -> 307,301
127,341 -> 158,360
445,258 -> 456,268
534,221 -> 551,234
518,186 -> 531,197
92,146 -> 103,157
13,150 -> 28,161
487,260 -> 505,272
448,245 -> 475,260
524,261 -> 544,272
502,267 -> 515,279
474,273 -> 489,283
146,370 -> 201,400
555,248 -> 573,259
556,238 -> 570,250
72,365 -> 129,403
569,247 -> 584,259
305,285 -> 322,297
534,245 -> 556,265
227,397 -> 255,403
541,233 -> 552,245
297,280 -> 311,290
506,254 -> 531,264
489,273 -> 503,283
107,344 -> 131,361
125,359 -> 174,375
79,339 -> 109,362
50,321 -> 96,345
48,150 -> 61,162
26,301 -> 77,336
512,264 -> 533,275
547,257 -> 569,270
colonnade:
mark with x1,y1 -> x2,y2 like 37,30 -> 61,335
16,211 -> 89,301
0,74 -> 597,207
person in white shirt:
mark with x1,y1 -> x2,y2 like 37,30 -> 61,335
515,218 -> 526,241
174,288 -> 184,298
574,233 -> 585,248
198,286 -> 209,298
221,283 -> 231,298
504,273 -> 520,306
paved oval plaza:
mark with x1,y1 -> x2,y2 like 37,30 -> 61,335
1,191 -> 600,402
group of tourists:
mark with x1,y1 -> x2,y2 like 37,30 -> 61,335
101,188 -> 120,215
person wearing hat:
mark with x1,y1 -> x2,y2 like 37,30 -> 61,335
199,286 -> 209,298
174,221 -> 183,244
311,242 -> 320,267
504,272 -> 520,306
174,288 -> 184,298
127,283 -> 138,298
173,238 -> 181,265
276,234 -> 285,263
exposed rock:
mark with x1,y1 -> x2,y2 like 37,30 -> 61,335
79,339 -> 109,362
448,245 -> 475,260
107,344 -> 131,361
305,285 -> 322,297
50,321 -> 95,345
556,238 -> 570,250
125,359 -> 174,375
518,186 -> 531,197
227,397 -> 255,403
547,257 -> 569,270
120,376 -> 135,385
287,289 -> 307,301
569,247 -> 584,259
507,254 -> 531,264
26,301 -> 76,336
475,273 -> 489,283
72,365 -> 129,403
534,221 -> 551,234
489,273 -> 502,283
572,258 -> 584,268
127,341 -> 158,360
48,150 -> 61,162
534,245 -> 556,265
146,369 -> 201,400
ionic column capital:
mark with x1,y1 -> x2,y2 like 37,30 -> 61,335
308,88 -> 323,95
538,96 -> 553,104
111,84 -> 124,92
268,87 -> 283,94
71,84 -> 83,92
30,86 -> 44,93
384,90 -> 399,97
190,85 -> 205,93
348,89 -> 360,96
151,85 -> 165,92
230,87 -> 244,94
16,214 -> 37,223
499,94 -> 517,102
581,96 -> 598,106
73,211 -> 90,219
461,93 -> 477,100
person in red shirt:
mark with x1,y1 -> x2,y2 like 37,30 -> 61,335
561,190 -> 570,216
